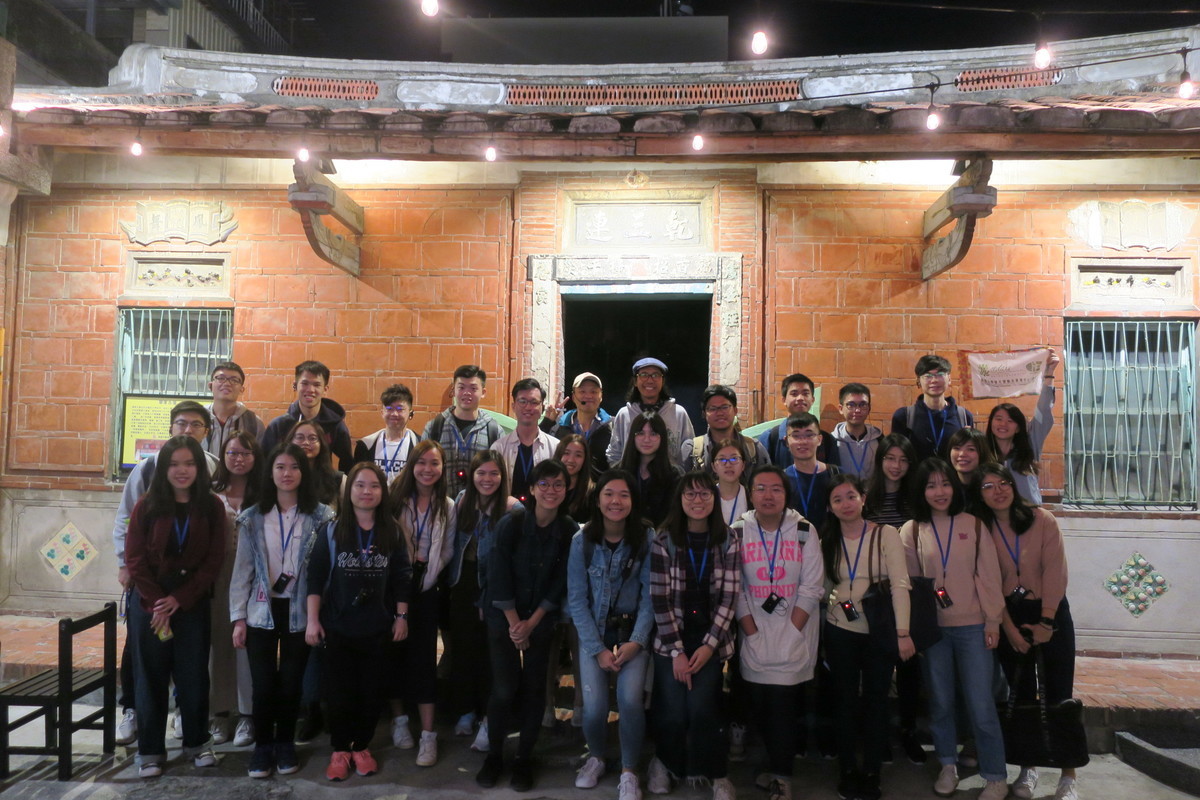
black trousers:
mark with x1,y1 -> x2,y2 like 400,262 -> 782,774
245,599 -> 310,746
448,567 -> 490,718
323,629 -> 388,751
486,617 -> 555,759
389,586 -> 440,707
745,680 -> 800,777
997,598 -> 1076,706
824,622 -> 896,777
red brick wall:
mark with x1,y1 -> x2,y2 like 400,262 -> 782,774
5,186 -> 513,490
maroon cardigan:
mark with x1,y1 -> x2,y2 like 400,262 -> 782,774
126,492 -> 227,613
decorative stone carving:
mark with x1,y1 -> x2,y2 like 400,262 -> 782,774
1069,256 -> 1190,310
1067,200 -> 1195,251
1104,551 -> 1169,618
39,522 -> 97,583
573,202 -> 702,249
120,200 -> 238,246
126,253 -> 230,298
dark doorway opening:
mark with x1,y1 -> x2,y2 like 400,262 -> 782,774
561,294 -> 711,432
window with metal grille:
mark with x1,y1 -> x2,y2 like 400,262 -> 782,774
115,308 -> 233,474
1064,319 -> 1197,508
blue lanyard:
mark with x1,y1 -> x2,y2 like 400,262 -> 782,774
173,515 -> 190,551
277,508 -> 299,560
756,520 -> 781,587
448,419 -> 480,457
516,444 -> 534,483
356,524 -> 376,560
790,466 -> 819,518
686,544 -> 710,584
844,439 -> 868,475
381,436 -> 406,477
411,499 -> 433,548
571,416 -> 595,440
925,405 -> 950,453
995,521 -> 1020,579
725,491 -> 741,526
930,516 -> 955,582
841,522 -> 868,583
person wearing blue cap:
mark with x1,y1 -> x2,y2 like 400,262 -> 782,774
606,357 -> 695,472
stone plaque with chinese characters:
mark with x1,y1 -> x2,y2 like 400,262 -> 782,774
572,203 -> 703,250
120,200 -> 238,246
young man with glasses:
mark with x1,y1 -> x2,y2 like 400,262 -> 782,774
605,357 -> 695,471
831,383 -> 883,480
689,384 -> 769,474
889,355 -> 974,463
203,362 -> 265,457
112,401 -> 220,746
353,383 -> 420,485
494,378 -> 560,503
261,361 -> 354,471
758,373 -> 838,469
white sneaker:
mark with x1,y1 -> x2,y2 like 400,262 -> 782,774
713,776 -> 736,800
934,764 -> 959,797
619,771 -> 644,800
1011,767 -> 1039,799
576,755 -> 606,789
193,749 -> 217,768
392,715 -> 415,749
138,761 -> 162,778
767,777 -> 792,800
416,730 -> 438,767
172,711 -> 183,739
979,780 -> 1009,800
647,757 -> 672,795
1054,777 -> 1079,800
471,718 -> 490,752
209,716 -> 228,745
233,716 -> 254,747
455,711 -> 476,736
729,723 -> 746,760
117,708 -> 137,745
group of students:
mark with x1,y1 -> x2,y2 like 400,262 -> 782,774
110,351 -> 1077,800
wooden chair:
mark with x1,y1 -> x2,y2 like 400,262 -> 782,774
0,602 -> 117,779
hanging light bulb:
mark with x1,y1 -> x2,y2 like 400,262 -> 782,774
691,134 -> 704,151
751,31 -> 768,56
296,147 -> 310,162
925,84 -> 941,131
484,145 -> 497,162
1180,49 -> 1196,99
130,138 -> 144,156
1034,43 -> 1053,70
420,0 -> 439,16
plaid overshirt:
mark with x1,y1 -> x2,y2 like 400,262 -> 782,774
649,527 -> 741,662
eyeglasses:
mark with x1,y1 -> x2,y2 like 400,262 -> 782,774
683,490 -> 713,501
705,404 -> 734,414
172,419 -> 208,431
715,456 -> 742,465
920,370 -> 949,380
514,397 -> 543,407
751,484 -> 786,495
211,375 -> 243,386
843,401 -> 869,410
225,449 -> 253,460
292,434 -> 321,445
535,480 -> 567,491
635,371 -> 663,380
981,480 -> 1014,491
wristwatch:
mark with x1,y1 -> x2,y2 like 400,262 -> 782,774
1038,616 -> 1056,630
670,648 -> 683,658
396,612 -> 408,620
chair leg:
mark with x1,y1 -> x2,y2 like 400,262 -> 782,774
0,703 -> 10,778
45,706 -> 57,750
57,701 -> 71,781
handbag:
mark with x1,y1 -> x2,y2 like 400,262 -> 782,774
859,524 -> 942,654
998,646 -> 1090,769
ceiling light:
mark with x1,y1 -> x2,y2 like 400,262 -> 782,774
130,138 -> 144,156
484,145 -> 497,161
751,31 -> 768,56
691,134 -> 704,151
1034,43 -> 1052,70
297,147 -> 310,162
925,84 -> 940,131
421,0 -> 438,16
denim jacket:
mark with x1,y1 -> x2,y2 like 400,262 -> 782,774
447,493 -> 524,590
567,528 -> 654,659
229,502 -> 335,633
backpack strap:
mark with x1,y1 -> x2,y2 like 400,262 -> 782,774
867,523 -> 884,584
428,412 -> 446,443
956,404 -> 969,428
768,424 -> 782,462
906,402 -> 917,432
323,520 -> 336,595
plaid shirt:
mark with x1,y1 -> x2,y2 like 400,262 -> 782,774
421,408 -> 503,497
650,527 -> 741,662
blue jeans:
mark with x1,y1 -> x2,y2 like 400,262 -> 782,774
579,648 -> 649,770
921,624 -> 1006,782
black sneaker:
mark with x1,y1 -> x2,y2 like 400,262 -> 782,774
901,729 -> 927,764
476,754 -> 503,788
859,772 -> 882,800
510,757 -> 534,792
295,705 -> 323,745
247,744 -> 274,779
275,742 -> 300,775
837,770 -> 860,800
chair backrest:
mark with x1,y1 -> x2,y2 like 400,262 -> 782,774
57,603 -> 118,685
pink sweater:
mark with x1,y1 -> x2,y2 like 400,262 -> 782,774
988,507 -> 1068,619
901,512 -> 1004,634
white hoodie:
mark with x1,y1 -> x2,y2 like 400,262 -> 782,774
733,508 -> 825,686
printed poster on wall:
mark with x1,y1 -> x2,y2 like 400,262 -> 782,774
957,348 -> 1050,401
120,394 -> 209,469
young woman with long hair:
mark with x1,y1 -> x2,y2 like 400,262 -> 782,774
306,462 -> 413,781
568,469 -> 654,799
985,349 -> 1058,505
974,463 -> 1078,800
288,418 -> 344,510
448,450 -> 520,752
945,427 -> 995,496
732,465 -> 824,800
821,473 -> 914,800
209,431 -> 264,747
646,471 -> 740,800
901,458 -> 1006,800
476,459 -> 580,792
387,439 -> 456,766
230,443 -> 335,779
125,435 -> 227,777
619,411 -> 683,527
549,434 -> 592,729
556,433 -> 594,519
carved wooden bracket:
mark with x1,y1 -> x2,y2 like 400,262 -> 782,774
920,156 -> 997,280
288,160 -> 364,276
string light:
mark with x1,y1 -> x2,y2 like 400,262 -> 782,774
692,134 -> 705,150
130,138 -> 143,156
1032,12 -> 1052,69
420,0 -> 438,16
751,31 -> 768,56
296,147 -> 310,162
484,145 -> 497,161
925,84 -> 941,131
1180,48 -> 1195,100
